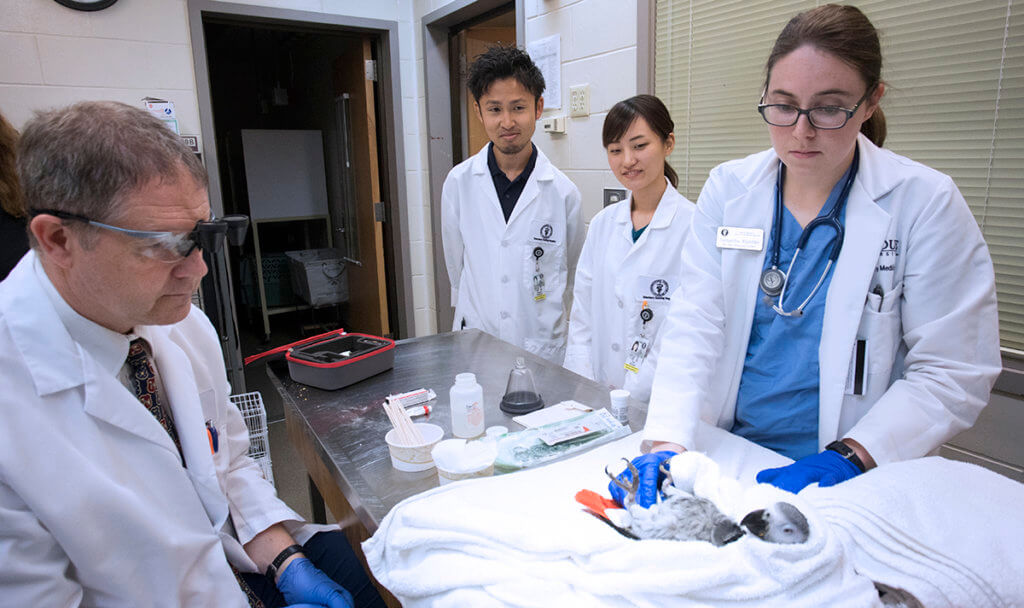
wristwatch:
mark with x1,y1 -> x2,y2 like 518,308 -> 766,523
266,544 -> 304,580
826,440 -> 866,473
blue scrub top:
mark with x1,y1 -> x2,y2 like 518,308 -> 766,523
631,224 -> 648,242
731,163 -> 853,460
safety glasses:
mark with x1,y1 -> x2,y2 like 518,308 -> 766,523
31,209 -> 249,263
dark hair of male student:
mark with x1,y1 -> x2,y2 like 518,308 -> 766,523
467,45 -> 546,105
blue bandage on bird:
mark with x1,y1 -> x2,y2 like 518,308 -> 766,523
277,557 -> 354,608
756,449 -> 861,494
607,450 -> 677,508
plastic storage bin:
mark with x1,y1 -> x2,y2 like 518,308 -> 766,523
286,248 -> 348,307
240,253 -> 300,309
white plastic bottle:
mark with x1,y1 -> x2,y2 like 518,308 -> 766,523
449,372 -> 485,438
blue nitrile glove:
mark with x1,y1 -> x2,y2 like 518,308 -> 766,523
608,450 -> 677,508
277,557 -> 354,608
756,449 -> 861,494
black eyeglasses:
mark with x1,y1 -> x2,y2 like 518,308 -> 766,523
757,88 -> 874,130
30,209 -> 249,263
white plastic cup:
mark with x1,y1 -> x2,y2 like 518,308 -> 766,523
384,423 -> 444,471
610,389 -> 630,423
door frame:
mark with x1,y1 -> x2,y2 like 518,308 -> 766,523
422,0 -> 524,333
187,0 -> 413,389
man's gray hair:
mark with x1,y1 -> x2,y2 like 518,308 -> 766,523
18,101 -> 207,231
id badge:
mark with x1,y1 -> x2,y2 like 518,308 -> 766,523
532,246 -> 546,301
716,226 -> 764,251
533,272 -> 546,301
624,337 -> 650,373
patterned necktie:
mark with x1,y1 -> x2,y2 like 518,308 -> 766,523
126,339 -> 184,463
127,339 -> 265,607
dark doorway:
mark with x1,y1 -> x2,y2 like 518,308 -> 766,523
200,17 -> 396,413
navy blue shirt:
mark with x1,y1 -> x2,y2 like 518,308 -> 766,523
487,143 -> 538,223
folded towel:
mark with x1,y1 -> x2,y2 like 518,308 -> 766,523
363,427 -> 881,607
802,457 -> 1024,607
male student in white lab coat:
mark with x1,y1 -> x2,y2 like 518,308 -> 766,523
442,45 -> 584,363
0,101 -> 384,608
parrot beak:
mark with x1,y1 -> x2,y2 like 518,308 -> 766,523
740,509 -> 769,539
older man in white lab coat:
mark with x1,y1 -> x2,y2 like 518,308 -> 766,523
0,102 -> 383,607
442,46 -> 583,364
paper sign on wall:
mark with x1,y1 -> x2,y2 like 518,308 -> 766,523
527,35 -> 561,110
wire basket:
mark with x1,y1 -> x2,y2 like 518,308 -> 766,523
229,391 -> 274,487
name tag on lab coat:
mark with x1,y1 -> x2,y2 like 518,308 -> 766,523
716,227 -> 764,251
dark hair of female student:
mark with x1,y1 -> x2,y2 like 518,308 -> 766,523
602,94 -> 679,188
765,3 -> 886,147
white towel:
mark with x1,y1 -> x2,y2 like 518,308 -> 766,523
363,426 -> 881,607
802,457 -> 1024,607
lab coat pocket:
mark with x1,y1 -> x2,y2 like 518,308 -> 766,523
522,241 -> 566,304
524,336 -> 565,364
852,283 -> 903,400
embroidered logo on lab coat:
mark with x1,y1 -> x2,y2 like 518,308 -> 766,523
637,275 -> 674,301
876,239 -> 900,273
531,219 -> 560,245
880,239 -> 900,257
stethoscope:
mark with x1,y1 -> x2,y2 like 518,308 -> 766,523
759,147 -> 859,317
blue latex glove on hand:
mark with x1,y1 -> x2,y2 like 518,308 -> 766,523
277,557 -> 354,608
756,449 -> 861,494
608,450 -> 677,508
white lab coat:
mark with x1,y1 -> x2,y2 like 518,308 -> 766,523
442,144 -> 584,363
0,252 -> 327,606
564,182 -> 694,402
644,134 -> 1001,465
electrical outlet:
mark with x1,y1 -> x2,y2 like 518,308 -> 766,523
604,188 -> 627,207
569,84 -> 590,118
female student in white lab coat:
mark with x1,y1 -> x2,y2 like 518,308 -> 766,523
564,95 -> 694,403
615,4 -> 1001,508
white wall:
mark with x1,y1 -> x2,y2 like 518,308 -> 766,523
524,0 -> 639,223
0,0 -> 638,337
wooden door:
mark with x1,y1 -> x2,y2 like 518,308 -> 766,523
458,24 -> 516,158
333,37 -> 390,337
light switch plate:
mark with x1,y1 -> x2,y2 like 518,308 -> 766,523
569,85 -> 590,118
542,115 -> 566,134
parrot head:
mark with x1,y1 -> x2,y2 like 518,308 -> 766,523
740,502 -> 810,544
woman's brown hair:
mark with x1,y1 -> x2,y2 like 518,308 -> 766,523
765,4 -> 886,147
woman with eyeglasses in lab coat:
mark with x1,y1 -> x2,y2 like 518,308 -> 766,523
564,95 -> 694,403
614,4 -> 1000,509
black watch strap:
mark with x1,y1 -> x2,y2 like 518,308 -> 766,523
826,440 -> 866,473
266,544 -> 304,580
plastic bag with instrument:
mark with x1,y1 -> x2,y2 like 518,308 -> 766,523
494,409 -> 629,472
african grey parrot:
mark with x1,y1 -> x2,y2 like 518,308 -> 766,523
577,458 -> 810,546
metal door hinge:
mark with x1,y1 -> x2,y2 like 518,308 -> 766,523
373,201 -> 386,222
365,60 -> 377,82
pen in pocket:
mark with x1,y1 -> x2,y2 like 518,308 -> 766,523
872,285 -> 884,312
